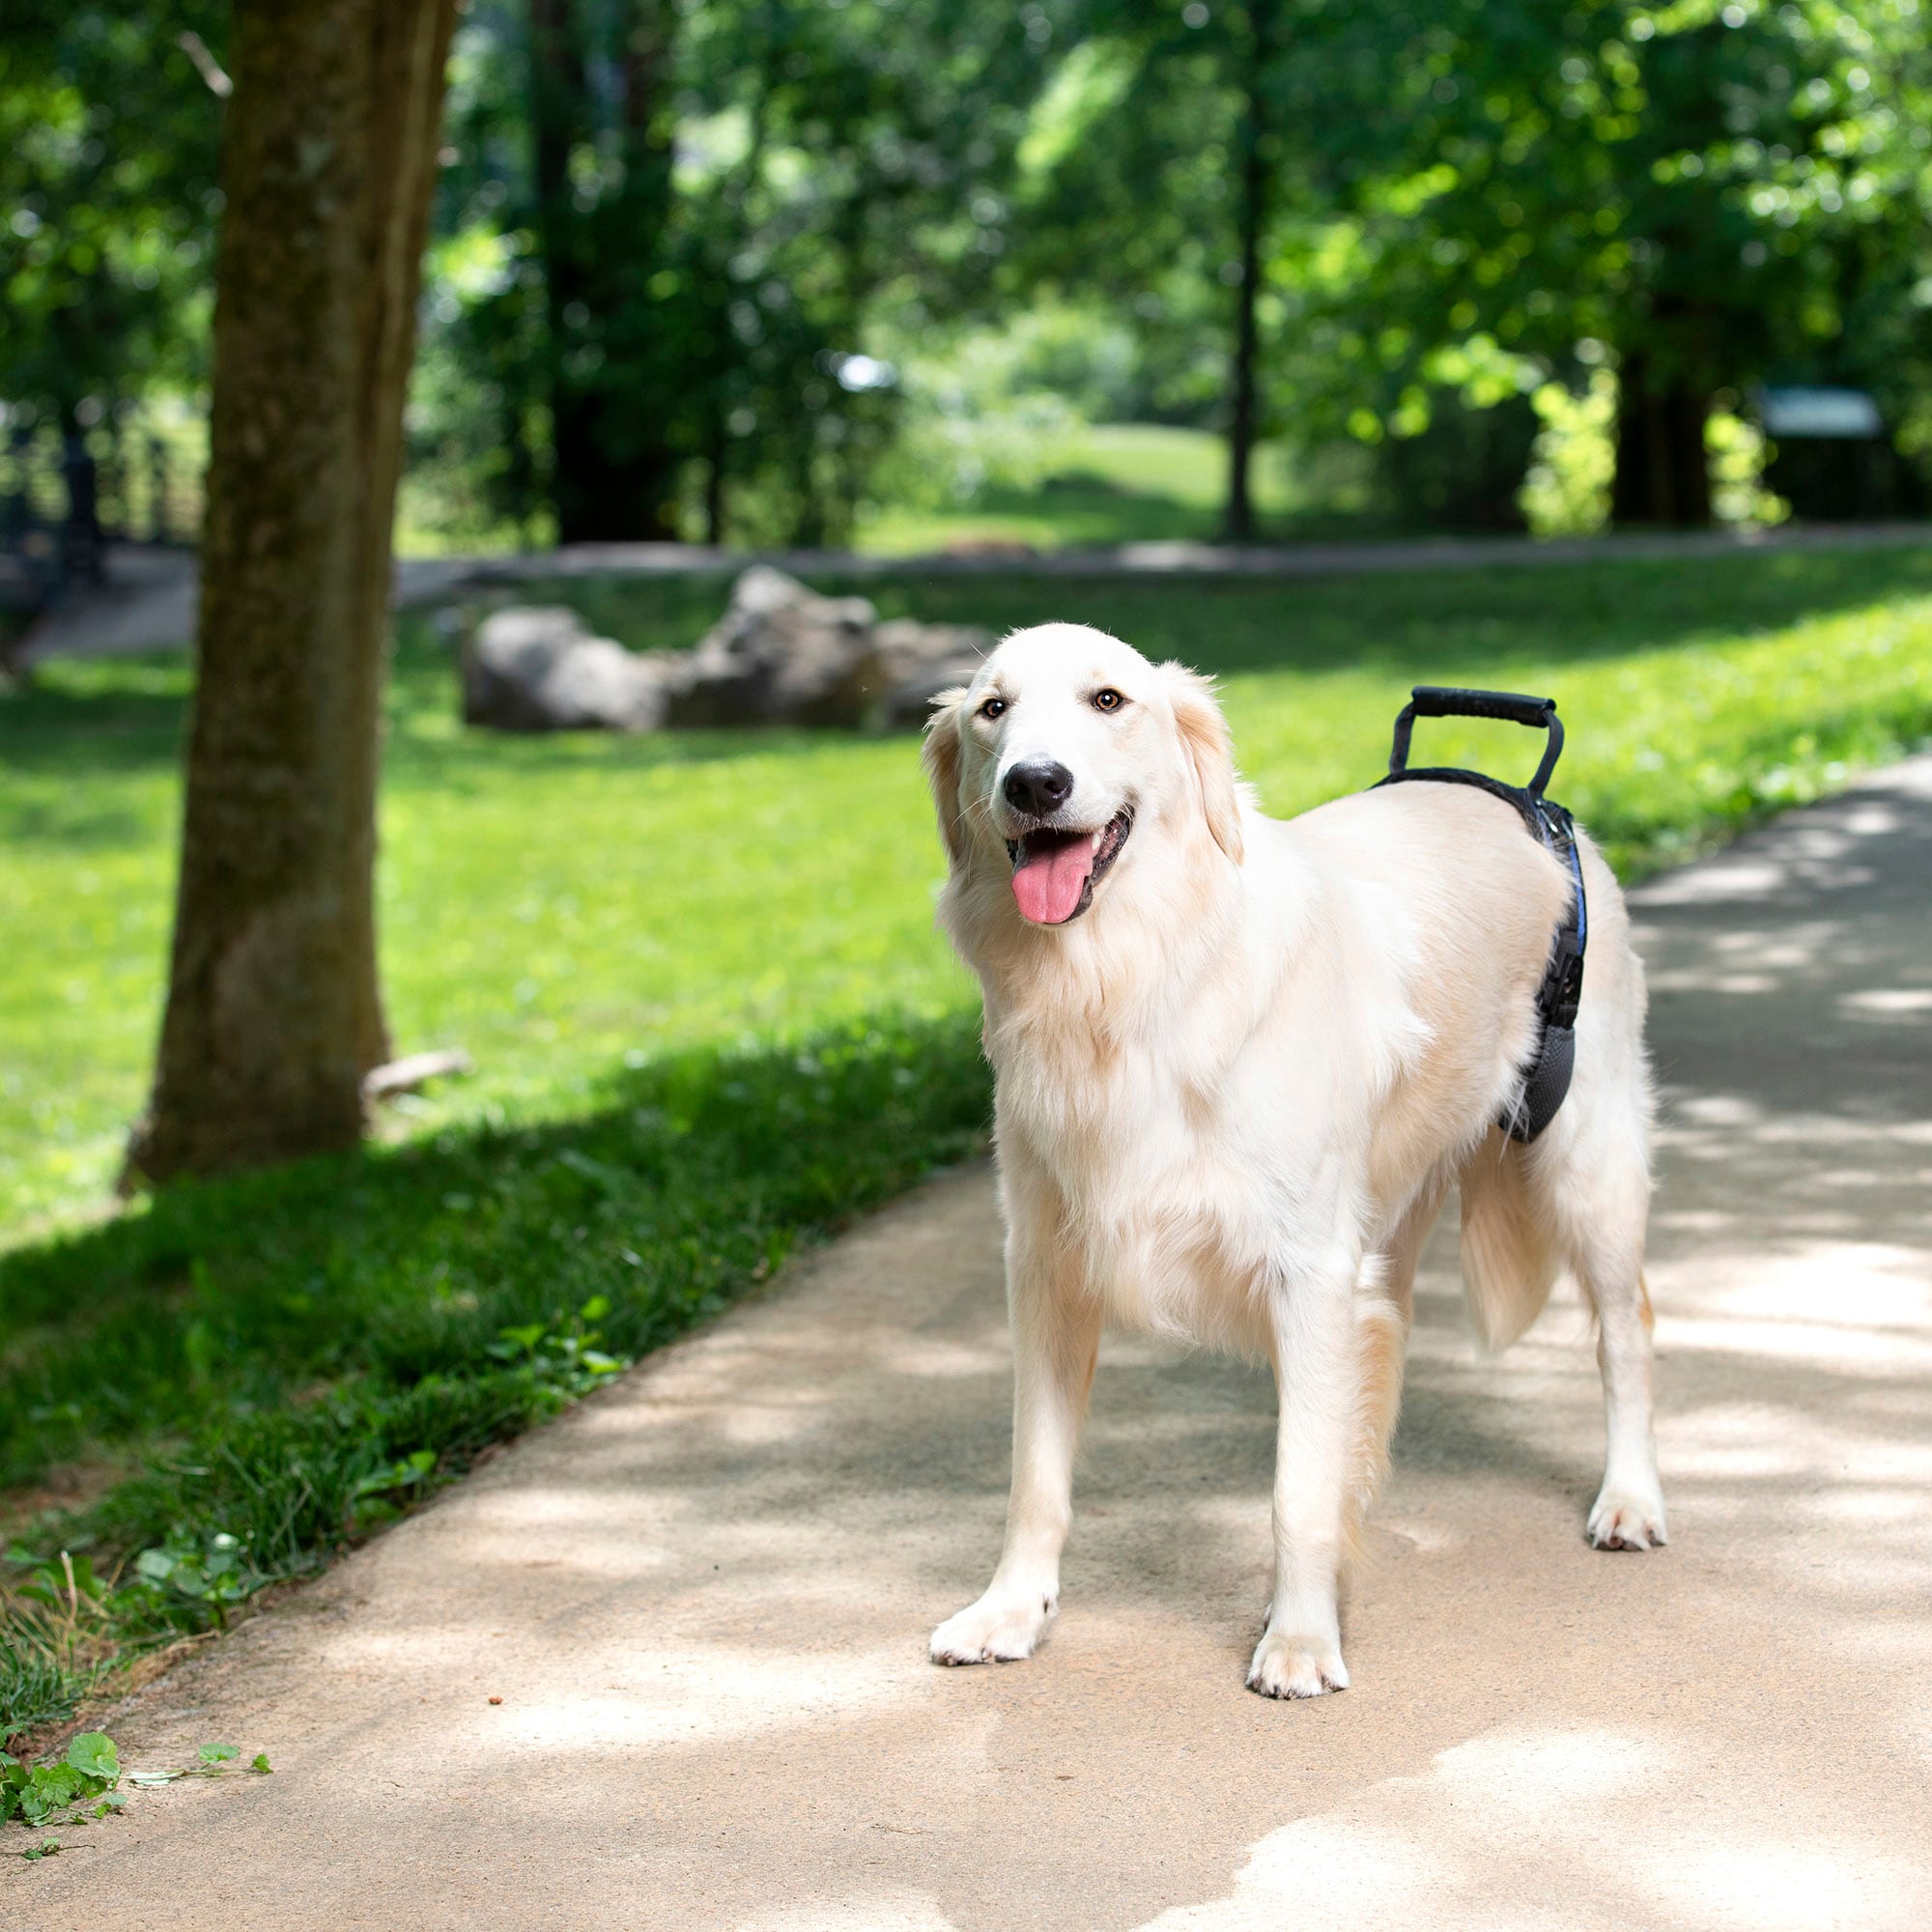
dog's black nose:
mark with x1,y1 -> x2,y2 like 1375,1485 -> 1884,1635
1004,761 -> 1075,817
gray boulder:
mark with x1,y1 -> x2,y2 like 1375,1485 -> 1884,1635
664,566 -> 882,727
462,569 -> 992,735
462,606 -> 688,733
866,619 -> 990,727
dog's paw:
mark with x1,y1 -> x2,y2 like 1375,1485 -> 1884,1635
930,1588 -> 1054,1666
1246,1627 -> 1350,1700
1588,1482 -> 1668,1551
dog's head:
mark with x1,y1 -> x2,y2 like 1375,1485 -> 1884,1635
922,623 -> 1243,927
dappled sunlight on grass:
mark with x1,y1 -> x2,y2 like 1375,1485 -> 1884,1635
0,1015 -> 991,1485
0,1015 -> 990,1738
853,424 -> 1318,554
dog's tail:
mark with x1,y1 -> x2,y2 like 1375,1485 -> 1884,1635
1458,1134 -> 1562,1351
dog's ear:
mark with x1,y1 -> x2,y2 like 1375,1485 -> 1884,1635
922,686 -> 972,868
1163,664 -> 1244,865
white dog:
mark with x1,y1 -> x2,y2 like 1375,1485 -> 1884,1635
921,623 -> 1665,1699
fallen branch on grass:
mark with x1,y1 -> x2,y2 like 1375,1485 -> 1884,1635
361,1048 -> 474,1103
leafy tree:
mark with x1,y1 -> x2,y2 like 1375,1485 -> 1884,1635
1009,4 -> 1296,538
1332,0 -> 1932,526
1010,1 -> 1930,532
692,1 -> 1057,542
418,0 -> 1059,548
0,5 -> 227,433
409,4 -> 557,542
1009,1 -> 1496,537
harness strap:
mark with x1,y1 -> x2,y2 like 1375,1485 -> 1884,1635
1371,689 -> 1588,1144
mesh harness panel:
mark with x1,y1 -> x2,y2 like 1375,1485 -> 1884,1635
1371,687 -> 1587,1145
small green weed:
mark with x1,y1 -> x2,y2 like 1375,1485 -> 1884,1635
1,1301 -> 639,1738
4,1727 -> 270,1859
1,1732 -> 127,1830
125,1741 -> 273,1785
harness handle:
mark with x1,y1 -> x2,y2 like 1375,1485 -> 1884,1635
1388,684 -> 1564,797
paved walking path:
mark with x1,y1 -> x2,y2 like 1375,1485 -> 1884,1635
17,761 -> 1932,1930
20,522 -> 1932,663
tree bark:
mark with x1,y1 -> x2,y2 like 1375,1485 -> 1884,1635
1610,350 -> 1713,527
127,0 -> 458,1184
1222,11 -> 1272,543
529,0 -> 682,544
701,397 -> 727,546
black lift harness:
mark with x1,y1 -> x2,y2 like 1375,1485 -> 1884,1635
1374,686 -> 1587,1145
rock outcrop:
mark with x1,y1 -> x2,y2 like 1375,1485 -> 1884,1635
462,606 -> 681,733
463,567 -> 988,733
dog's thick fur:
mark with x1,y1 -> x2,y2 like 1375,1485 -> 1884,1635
923,623 -> 1665,1699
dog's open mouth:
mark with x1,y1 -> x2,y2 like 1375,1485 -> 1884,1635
1005,809 -> 1133,926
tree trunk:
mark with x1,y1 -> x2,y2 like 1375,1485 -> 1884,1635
529,0 -> 682,545
1222,18 -> 1271,543
702,398 -> 727,546
1610,351 -> 1713,527
127,0 -> 458,1184
528,0 -> 601,542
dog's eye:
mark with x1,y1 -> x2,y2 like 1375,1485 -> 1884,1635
978,696 -> 1008,721
1093,688 -> 1125,713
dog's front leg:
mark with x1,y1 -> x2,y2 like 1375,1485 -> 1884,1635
1248,1262 -> 1356,1699
930,1216 -> 1099,1667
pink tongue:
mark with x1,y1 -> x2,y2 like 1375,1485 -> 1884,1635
1012,834 -> 1098,924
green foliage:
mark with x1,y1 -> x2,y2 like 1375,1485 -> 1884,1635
1521,371 -> 1789,537
64,1732 -> 116,1781
1708,408 -> 1788,528
0,1642 -> 80,1748
1311,0 -> 1932,466
0,1556 -> 125,1742
2,1724 -> 268,1861
869,322 -> 1089,517
14,2 -> 1932,537
0,3 -> 225,426
415,0 -> 1067,545
0,1730 -> 124,1829
997,2 -> 1932,526
1521,370 -> 1621,537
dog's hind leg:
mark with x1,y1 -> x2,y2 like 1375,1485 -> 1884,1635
1248,1250 -> 1361,1699
1573,1216 -> 1667,1550
1539,848 -> 1666,1550
930,1177 -> 1100,1666
1536,1115 -> 1666,1549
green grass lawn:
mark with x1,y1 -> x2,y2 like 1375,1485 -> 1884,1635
851,423 -> 1343,554
4,541 -> 1931,1742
